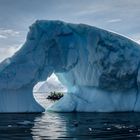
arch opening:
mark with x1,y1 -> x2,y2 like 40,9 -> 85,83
33,73 -> 67,109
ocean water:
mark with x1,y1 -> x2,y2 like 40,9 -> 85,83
0,93 -> 140,140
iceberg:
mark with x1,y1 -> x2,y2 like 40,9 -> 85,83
0,20 -> 140,112
35,74 -> 67,93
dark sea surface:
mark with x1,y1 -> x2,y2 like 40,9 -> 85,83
0,93 -> 140,140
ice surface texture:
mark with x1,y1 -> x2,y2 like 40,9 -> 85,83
0,20 -> 140,112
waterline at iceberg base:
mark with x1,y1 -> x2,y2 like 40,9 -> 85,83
0,20 -> 140,112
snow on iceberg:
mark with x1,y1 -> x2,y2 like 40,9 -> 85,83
0,20 -> 140,112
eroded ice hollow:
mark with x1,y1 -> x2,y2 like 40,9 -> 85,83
0,20 -> 140,113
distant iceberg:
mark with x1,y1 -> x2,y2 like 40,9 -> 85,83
34,74 -> 67,93
0,20 -> 140,112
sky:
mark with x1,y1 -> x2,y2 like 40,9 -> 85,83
0,0 -> 140,88
0,0 -> 140,61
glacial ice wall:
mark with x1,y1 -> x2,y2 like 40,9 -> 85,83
0,20 -> 140,112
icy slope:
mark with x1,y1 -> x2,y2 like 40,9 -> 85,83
0,20 -> 140,112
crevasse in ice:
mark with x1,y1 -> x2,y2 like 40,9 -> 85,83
0,20 -> 140,112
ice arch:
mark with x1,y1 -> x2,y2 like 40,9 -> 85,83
0,20 -> 140,112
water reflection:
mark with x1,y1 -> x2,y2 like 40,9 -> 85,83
1,112 -> 140,139
31,112 -> 140,139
